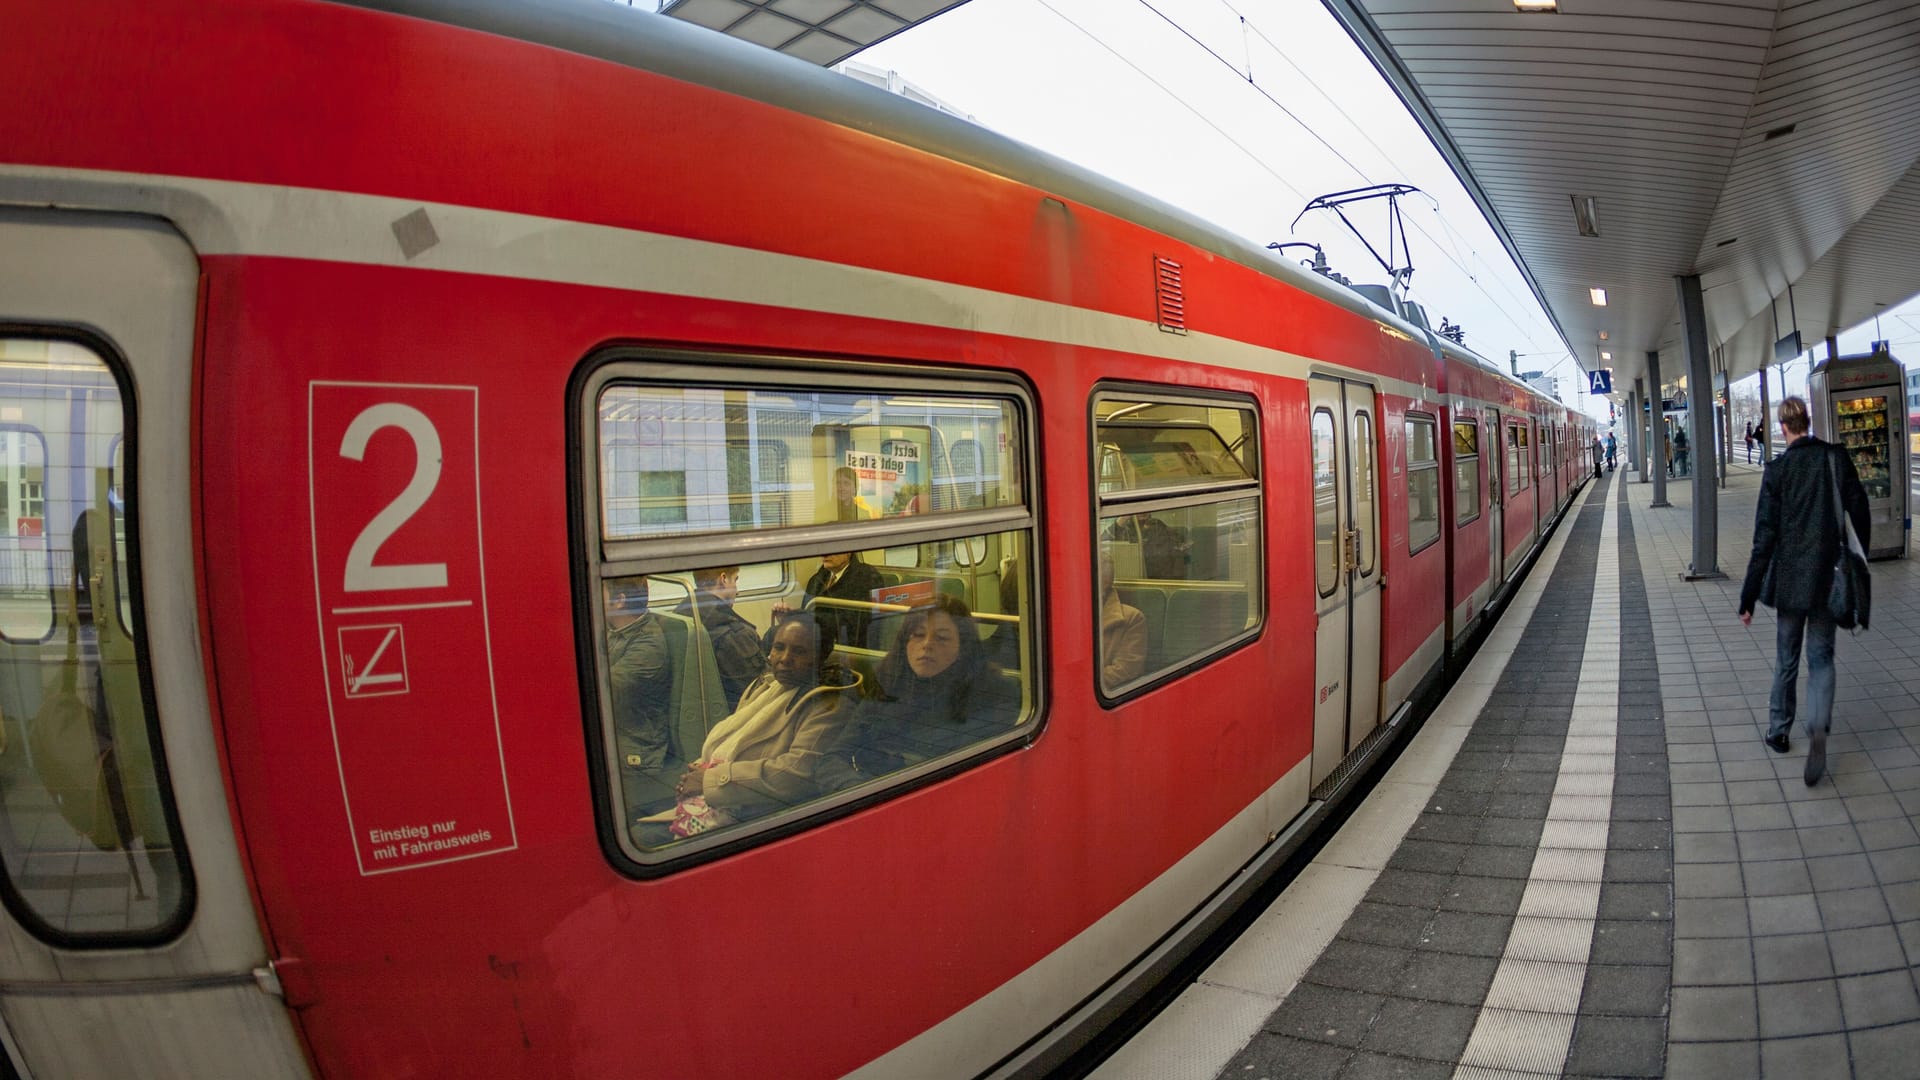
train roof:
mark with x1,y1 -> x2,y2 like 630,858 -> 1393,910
340,0 -> 1549,404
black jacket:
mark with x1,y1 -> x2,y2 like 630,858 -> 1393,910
1738,436 -> 1870,615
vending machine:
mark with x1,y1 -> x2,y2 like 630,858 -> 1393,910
1810,348 -> 1910,558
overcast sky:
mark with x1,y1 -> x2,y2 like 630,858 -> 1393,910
852,0 -> 1920,417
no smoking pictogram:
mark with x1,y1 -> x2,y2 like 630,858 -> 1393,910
339,623 -> 410,698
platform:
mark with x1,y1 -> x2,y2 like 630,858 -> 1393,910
1096,460 -> 1920,1079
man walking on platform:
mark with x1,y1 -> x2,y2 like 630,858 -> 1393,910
1737,397 -> 1870,785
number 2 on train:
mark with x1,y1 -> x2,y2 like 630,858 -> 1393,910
338,401 -> 449,592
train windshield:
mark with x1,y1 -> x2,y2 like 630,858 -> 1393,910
0,337 -> 186,942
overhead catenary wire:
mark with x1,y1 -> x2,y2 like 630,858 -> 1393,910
1118,0 -> 1562,356
1031,0 -> 1314,211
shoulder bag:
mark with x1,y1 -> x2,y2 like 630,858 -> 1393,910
1826,449 -> 1871,631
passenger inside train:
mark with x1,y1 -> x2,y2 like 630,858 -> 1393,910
604,576 -> 672,808
673,566 -> 763,711
1098,552 -> 1148,692
589,381 -> 1050,852
829,594 -> 1020,784
765,551 -> 884,652
634,614 -> 859,844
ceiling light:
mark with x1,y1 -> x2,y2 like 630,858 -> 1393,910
1600,351 -> 1612,361
1514,0 -> 1558,10
1589,288 -> 1608,306
1571,195 -> 1600,237
1598,330 -> 1609,341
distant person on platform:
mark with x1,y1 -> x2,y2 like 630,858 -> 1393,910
1592,434 -> 1604,478
1673,426 -> 1689,477
1604,432 -> 1617,472
676,566 -> 765,711
1738,396 -> 1870,786
1744,421 -> 1757,463
832,466 -> 877,522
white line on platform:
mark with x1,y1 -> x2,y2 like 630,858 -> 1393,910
1453,473 -> 1620,1078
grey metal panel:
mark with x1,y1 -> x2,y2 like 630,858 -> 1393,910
0,211 -> 307,1073
4,983 -> 307,1079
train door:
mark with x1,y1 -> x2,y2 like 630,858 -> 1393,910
1486,407 -> 1504,584
0,210 -> 308,1076
1539,421 -> 1551,520
1308,377 -> 1382,788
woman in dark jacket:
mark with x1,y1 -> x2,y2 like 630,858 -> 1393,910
833,594 -> 1020,782
1738,396 -> 1870,785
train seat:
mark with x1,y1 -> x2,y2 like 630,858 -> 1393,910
657,611 -> 728,764
1163,587 -> 1249,662
1114,584 -> 1169,670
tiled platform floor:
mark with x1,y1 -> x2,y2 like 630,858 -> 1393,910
1097,458 -> 1920,1079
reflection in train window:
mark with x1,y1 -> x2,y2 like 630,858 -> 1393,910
1453,419 -> 1481,525
596,385 -> 1021,542
586,366 -> 1037,865
0,336 -> 188,943
1093,391 -> 1262,698
1352,411 -> 1376,575
0,426 -> 52,641
1092,396 -> 1255,496
1405,413 -> 1440,553
1506,422 -> 1530,495
1311,408 -> 1338,597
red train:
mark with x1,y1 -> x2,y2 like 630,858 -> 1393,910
0,2 -> 1592,1076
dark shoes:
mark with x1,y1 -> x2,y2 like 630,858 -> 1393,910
1805,730 -> 1827,786
1765,733 -> 1790,754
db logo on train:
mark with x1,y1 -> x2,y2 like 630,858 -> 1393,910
307,382 -> 517,876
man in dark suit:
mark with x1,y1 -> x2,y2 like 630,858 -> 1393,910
1738,397 -> 1870,785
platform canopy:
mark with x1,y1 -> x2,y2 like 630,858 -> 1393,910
658,0 -> 968,65
1320,0 -> 1920,404
668,0 -> 1920,400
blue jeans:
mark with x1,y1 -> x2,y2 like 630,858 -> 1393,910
1770,609 -> 1837,740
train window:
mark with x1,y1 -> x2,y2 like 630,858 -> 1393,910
1405,413 -> 1440,553
584,363 -> 1037,866
1453,419 -> 1481,525
598,384 -> 1022,541
1311,409 -> 1338,597
1506,422 -> 1531,495
1352,411 -> 1376,575
0,336 -> 188,942
1093,391 -> 1262,698
0,426 -> 53,641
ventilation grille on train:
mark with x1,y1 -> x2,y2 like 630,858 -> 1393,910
1154,255 -> 1187,334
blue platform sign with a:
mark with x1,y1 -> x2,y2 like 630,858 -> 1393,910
1588,369 -> 1613,395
